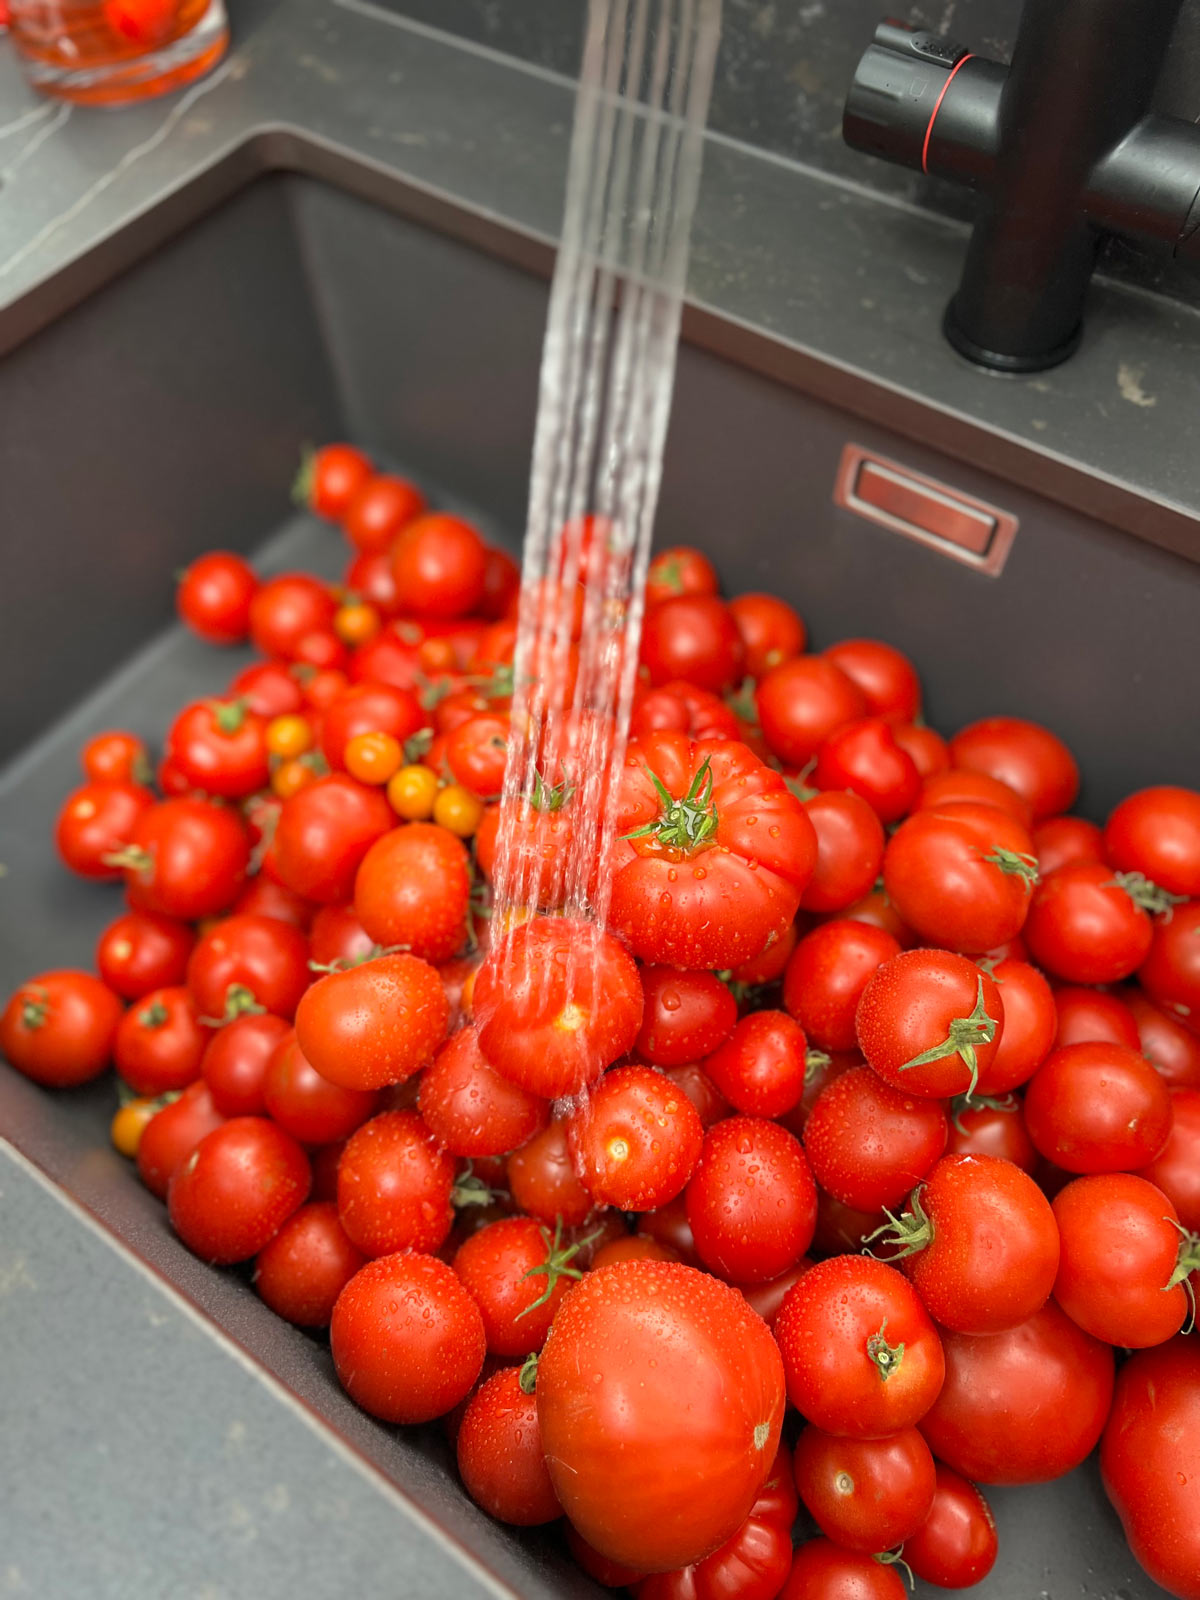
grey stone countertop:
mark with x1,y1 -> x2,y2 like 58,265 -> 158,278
0,0 -> 1197,562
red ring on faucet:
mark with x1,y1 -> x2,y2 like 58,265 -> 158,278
921,53 -> 975,174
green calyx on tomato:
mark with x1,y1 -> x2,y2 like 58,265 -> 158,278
898,976 -> 998,1099
102,844 -> 154,878
1110,870 -> 1189,918
624,758 -> 718,852
1164,1218 -> 1200,1296
805,1048 -> 833,1079
530,771 -> 575,813
19,986 -> 50,1031
137,998 -> 170,1029
865,1318 -> 907,1382
308,942 -> 408,975
874,1549 -> 915,1584
867,1190 -> 934,1263
200,982 -> 266,1028
949,1090 -> 1018,1135
983,847 -> 1040,884
451,1165 -> 503,1212
516,1218 -> 599,1321
518,1352 -> 539,1395
402,728 -> 434,764
210,697 -> 250,736
291,445 -> 316,507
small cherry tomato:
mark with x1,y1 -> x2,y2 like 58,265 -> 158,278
111,1096 -> 160,1159
135,1080 -> 225,1199
96,912 -> 195,1001
168,1116 -> 310,1264
113,985 -> 206,1096
1023,1040 -> 1173,1173
391,513 -> 487,617
804,1066 -> 948,1212
686,1116 -> 816,1283
342,472 -> 425,553
264,1031 -> 379,1145
82,730 -> 151,786
729,592 -> 806,676
55,780 -> 154,880
903,1464 -> 998,1590
793,1423 -> 936,1554
253,1200 -> 366,1327
200,1012 -> 291,1117
567,1064 -> 704,1211
1,970 -> 122,1088
176,551 -> 257,645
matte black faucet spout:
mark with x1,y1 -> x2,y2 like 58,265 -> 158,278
844,0 -> 1200,371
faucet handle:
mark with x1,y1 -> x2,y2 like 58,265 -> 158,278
875,20 -> 970,67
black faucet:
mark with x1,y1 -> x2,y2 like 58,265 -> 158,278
843,0 -> 1200,371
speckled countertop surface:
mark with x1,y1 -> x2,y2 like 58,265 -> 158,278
0,0 -> 1198,559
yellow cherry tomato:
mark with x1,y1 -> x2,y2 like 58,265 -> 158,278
273,756 -> 319,799
387,763 -> 439,819
345,731 -> 404,786
334,601 -> 382,647
110,1097 -> 158,1159
433,783 -> 486,838
265,713 -> 314,759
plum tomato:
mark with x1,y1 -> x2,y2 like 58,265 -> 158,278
774,1255 -> 944,1438
418,1027 -> 549,1158
456,1365 -> 562,1527
803,1067 -> 948,1213
635,965 -> 737,1068
331,1251 -> 485,1424
537,1259 -> 785,1573
474,918 -> 642,1099
903,1464 -> 998,1590
756,657 -> 866,768
1023,1041 -> 1173,1173
295,952 -> 449,1091
920,1299 -> 1114,1485
1,969 -> 123,1089
948,716 -> 1079,820
610,733 -> 816,971
793,1423 -> 936,1554
253,1200 -> 366,1327
856,949 -> 1005,1099
168,1116 -> 310,1264
685,1116 -> 817,1284
784,921 -> 901,1053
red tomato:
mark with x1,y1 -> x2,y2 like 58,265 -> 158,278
568,1065 -> 704,1211
445,713 -> 510,799
389,513 -> 487,618
1,970 -> 122,1088
1053,984 -> 1139,1049
641,596 -> 745,693
453,1215 -> 582,1356
537,1260 -> 785,1572
479,545 -> 520,620
248,574 -> 336,659
166,699 -> 269,799
631,681 -> 741,743
81,729 -> 151,786
784,921 -> 901,1053
1052,1173 -> 1195,1347
734,1260 -> 813,1330
474,918 -> 642,1099
593,1234 -> 678,1270
636,966 -> 737,1067
793,1423 -> 935,1554
903,1464 -> 998,1590
756,657 -> 866,768
949,716 -> 1079,820
176,551 -> 257,644
703,1011 -> 808,1119
319,682 -> 423,771
920,1299 -> 1114,1485
611,734 -> 815,970
168,1117 -> 310,1264
97,911 -> 195,1000
200,1012 -> 290,1116
944,1093 -> 1037,1171
114,798 -> 249,921
1137,1086 -> 1200,1229
1101,1337 -> 1200,1600
774,1255 -> 944,1437
915,767 -> 1032,827
263,1031 -> 379,1145
884,802 -> 1037,954
308,903 -> 376,971
55,781 -> 154,879
975,957 -> 1056,1093
892,721 -> 949,780
729,593 -> 807,677
1023,1041 -> 1173,1172
856,949 -> 1005,1099
456,1366 -> 561,1526
1032,813 -> 1106,876
1126,989 -> 1200,1088
297,443 -> 372,520
686,1116 -> 816,1283
823,638 -> 921,722
799,791 -> 885,914
731,919 -> 800,986
881,1153 -> 1059,1334
331,1251 -> 485,1424
341,472 -> 424,551
567,1524 -> 648,1590
1138,900 -> 1200,1033
229,660 -> 305,719
814,719 -> 920,824
811,1191 -> 888,1257
803,1067 -> 948,1212
273,774 -> 394,904
336,1110 -> 455,1256
344,548 -> 399,616
295,952 -> 449,1091
253,1201 -> 366,1327
113,986 -> 205,1096
779,1540 -> 907,1600
1024,862 -> 1156,984
186,914 -> 310,1022
310,1139 -> 346,1202
506,1119 -> 593,1228
354,822 -> 470,962
636,1442 -> 798,1600
136,1081 -> 225,1199
645,546 -> 720,607
1105,785 -> 1200,898
418,1027 -> 548,1158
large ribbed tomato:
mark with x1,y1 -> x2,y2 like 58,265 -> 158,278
609,733 -> 816,970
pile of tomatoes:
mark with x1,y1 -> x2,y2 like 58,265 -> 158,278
3,440 -> 1199,1600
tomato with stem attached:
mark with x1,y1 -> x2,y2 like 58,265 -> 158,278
856,949 -> 1004,1099
780,1542 -> 908,1600
82,729 -> 152,786
944,1092 -> 1037,1171
187,913 -> 310,1023
1024,862 -> 1161,985
1104,784 -> 1200,898
884,802 -> 1038,955
1,970 -> 123,1088
296,952 -> 449,1091
113,985 -> 206,1096
55,781 -> 154,879
457,1364 -> 562,1527
295,442 -> 372,521
109,797 -> 250,921
645,546 -> 719,607
453,1215 -> 586,1356
166,698 -> 270,799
